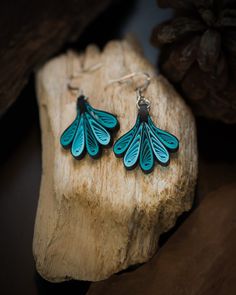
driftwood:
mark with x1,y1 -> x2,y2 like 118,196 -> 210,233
33,39 -> 198,282
88,183 -> 236,295
0,0 -> 113,115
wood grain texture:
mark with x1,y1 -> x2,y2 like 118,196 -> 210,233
33,39 -> 198,282
88,183 -> 236,295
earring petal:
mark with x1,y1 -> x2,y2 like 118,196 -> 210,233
148,117 -> 179,152
71,114 -> 85,159
124,123 -> 143,170
145,123 -> 169,166
84,116 -> 100,158
139,124 -> 154,174
85,103 -> 119,130
85,112 -> 111,146
113,116 -> 140,157
60,112 -> 80,149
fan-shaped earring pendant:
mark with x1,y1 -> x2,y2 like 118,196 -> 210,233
113,103 -> 179,174
60,95 -> 119,159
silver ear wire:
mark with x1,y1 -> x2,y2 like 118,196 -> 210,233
107,72 -> 151,91
67,82 -> 87,99
70,62 -> 103,79
107,71 -> 152,109
67,83 -> 82,93
136,88 -> 150,110
68,62 -> 103,98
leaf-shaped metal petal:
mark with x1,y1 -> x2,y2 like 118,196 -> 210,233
84,116 -> 100,158
139,125 -> 154,174
60,112 -> 80,149
113,116 -> 140,157
148,116 -> 179,152
86,103 -> 119,130
145,123 -> 169,166
71,114 -> 85,159
124,123 -> 143,170
85,112 -> 111,146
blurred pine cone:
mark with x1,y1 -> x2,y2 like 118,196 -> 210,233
151,0 -> 236,123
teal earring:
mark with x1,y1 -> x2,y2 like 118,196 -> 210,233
60,72 -> 119,160
112,73 -> 179,174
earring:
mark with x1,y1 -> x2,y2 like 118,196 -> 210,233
60,66 -> 119,160
112,72 -> 179,174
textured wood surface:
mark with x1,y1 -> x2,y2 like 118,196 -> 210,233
88,183 -> 236,295
33,39 -> 198,282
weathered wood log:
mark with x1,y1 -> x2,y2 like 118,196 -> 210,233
0,0 -> 113,115
33,39 -> 198,282
88,183 -> 236,295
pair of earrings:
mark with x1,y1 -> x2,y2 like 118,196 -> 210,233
60,71 -> 179,174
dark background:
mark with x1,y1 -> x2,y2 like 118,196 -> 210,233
0,0 -> 236,294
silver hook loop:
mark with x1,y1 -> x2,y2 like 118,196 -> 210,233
67,62 -> 103,99
67,83 -> 87,99
108,72 -> 151,92
135,72 -> 151,93
69,62 -> 103,80
135,73 -> 151,110
107,71 -> 151,110
136,88 -> 150,110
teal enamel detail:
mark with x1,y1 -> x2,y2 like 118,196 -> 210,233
60,95 -> 119,160
113,105 -> 179,174
113,117 -> 140,157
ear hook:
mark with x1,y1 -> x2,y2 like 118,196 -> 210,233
107,72 -> 151,92
67,62 -> 103,98
107,71 -> 152,109
67,82 -> 87,100
69,62 -> 103,80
